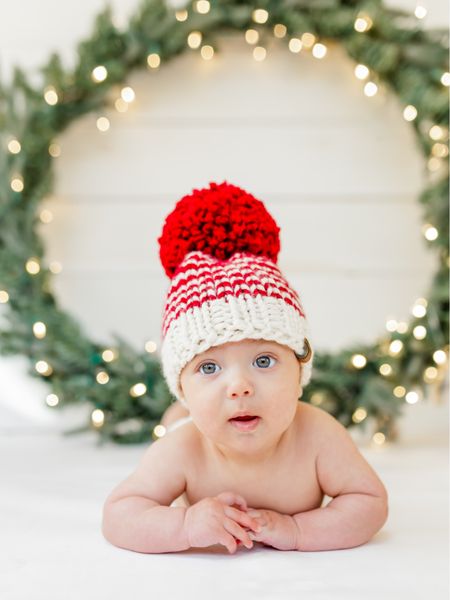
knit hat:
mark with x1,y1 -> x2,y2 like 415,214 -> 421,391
158,181 -> 313,405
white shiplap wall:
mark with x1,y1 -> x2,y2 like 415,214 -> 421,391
0,0 -> 447,433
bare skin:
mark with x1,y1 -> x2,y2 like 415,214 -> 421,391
102,339 -> 388,554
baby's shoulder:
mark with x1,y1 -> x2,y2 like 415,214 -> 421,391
295,401 -> 346,444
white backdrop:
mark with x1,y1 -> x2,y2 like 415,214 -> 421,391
0,0 -> 448,436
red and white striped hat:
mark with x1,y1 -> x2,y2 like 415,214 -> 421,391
158,181 -> 313,404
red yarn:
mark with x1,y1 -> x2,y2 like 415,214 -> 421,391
158,181 -> 281,278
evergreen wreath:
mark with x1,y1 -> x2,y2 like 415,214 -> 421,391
0,0 -> 448,444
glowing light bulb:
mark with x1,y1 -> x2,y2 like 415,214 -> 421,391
441,72 -> 450,86
372,432 -> 385,445
423,224 -> 438,241
245,29 -> 259,44
121,86 -> 135,103
130,383 -> 147,397
312,43 -> 327,59
44,86 -> 58,105
46,393 -> 59,407
379,364 -> 393,376
431,143 -> 448,158
96,117 -> 110,132
354,64 -> 369,80
33,322 -> 47,339
96,371 -> 110,384
433,350 -> 447,365
429,125 -> 445,140
115,98 -> 128,112
0,290 -> 10,303
403,105 -> 417,121
414,5 -> 427,19
102,349 -> 116,362
405,390 -> 419,404
8,139 -> 21,154
364,82 -> 378,96
354,14 -> 373,32
273,24 -> 287,38
424,366 -> 438,382
195,0 -> 210,14
288,38 -> 302,53
351,354 -> 367,369
39,209 -> 53,224
11,177 -> 24,192
393,386 -> 406,398
413,325 -> 427,340
49,261 -> 62,274
92,66 -> 108,82
147,53 -> 161,68
187,31 -> 202,49
145,341 -> 157,353
252,9 -> 268,24
175,10 -> 188,22
91,409 -> 105,427
153,424 -> 166,438
35,360 -> 52,376
301,33 -> 316,48
200,45 -> 214,60
352,408 -> 368,423
26,258 -> 40,275
397,322 -> 408,334
385,319 -> 398,332
253,46 -> 266,61
389,340 -> 403,355
412,303 -> 427,318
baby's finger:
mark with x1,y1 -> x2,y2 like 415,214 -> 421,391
216,491 -> 248,512
224,506 -> 262,532
223,518 -> 253,549
220,532 -> 238,554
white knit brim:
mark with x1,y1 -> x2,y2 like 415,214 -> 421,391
161,294 -> 313,406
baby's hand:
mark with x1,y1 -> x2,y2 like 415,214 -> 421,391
246,508 -> 299,551
182,491 -> 262,554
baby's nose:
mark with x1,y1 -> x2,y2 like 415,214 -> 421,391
227,378 -> 254,399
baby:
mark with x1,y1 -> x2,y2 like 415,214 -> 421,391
102,181 -> 388,554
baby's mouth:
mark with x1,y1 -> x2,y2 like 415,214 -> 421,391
228,415 -> 261,431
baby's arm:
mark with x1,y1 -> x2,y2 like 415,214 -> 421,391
291,412 -> 388,551
102,430 -> 260,553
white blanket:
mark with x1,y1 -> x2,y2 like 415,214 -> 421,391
1,431 -> 448,600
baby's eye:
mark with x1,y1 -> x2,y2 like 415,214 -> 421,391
254,355 -> 276,369
199,362 -> 220,375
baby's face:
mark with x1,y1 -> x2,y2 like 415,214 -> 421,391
179,339 -> 302,460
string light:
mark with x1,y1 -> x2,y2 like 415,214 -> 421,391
393,385 -> 406,398
441,72 -> 450,86
96,371 -> 110,384
405,390 -> 420,404
379,363 -> 393,376
354,64 -> 369,80
403,105 -> 417,121
273,24 -> 287,38
96,117 -> 110,132
187,31 -> 202,49
121,86 -> 135,103
44,86 -> 59,105
91,66 -> 108,82
424,366 -> 438,382
252,9 -> 269,24
354,14 -> 373,32
35,360 -> 53,376
310,392 -> 325,405
195,1 -> 210,14
423,224 -> 438,241
352,407 -> 368,423
153,424 -> 166,438
130,383 -> 147,397
389,340 -> 403,355
175,10 -> 188,22
49,261 -> 62,274
40,209 -> 53,223
288,38 -> 302,53
102,349 -> 116,362
397,322 -> 408,334
91,409 -> 105,427
301,33 -> 316,48
414,5 -> 427,19
413,325 -> 427,340
147,53 -> 161,69
433,350 -> 447,365
351,354 -> 367,369
200,45 -> 214,60
364,82 -> 378,96
7,139 -> 21,154
33,322 -> 47,339
145,340 -> 157,353
245,29 -> 259,44
372,432 -> 386,445
46,393 -> 59,407
429,125 -> 445,140
427,157 -> 443,172
11,176 -> 24,192
0,290 -> 9,303
431,143 -> 448,158
312,43 -> 327,59
48,142 -> 61,157
26,258 -> 40,275
411,298 -> 427,318
385,319 -> 398,332
253,46 -> 266,61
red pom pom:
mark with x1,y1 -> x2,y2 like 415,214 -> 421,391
158,181 -> 280,278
